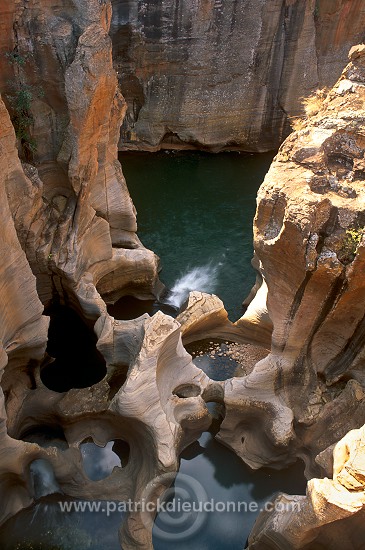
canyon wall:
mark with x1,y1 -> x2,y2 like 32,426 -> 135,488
1,0 -> 365,548
244,43 -> 365,548
111,0 -> 365,152
0,96 -> 49,523
0,0 -> 163,543
0,0 -> 160,308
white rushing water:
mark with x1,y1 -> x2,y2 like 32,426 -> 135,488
30,459 -> 61,499
164,263 -> 219,309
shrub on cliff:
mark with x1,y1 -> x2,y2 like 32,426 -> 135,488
338,227 -> 364,264
4,49 -> 43,162
6,82 -> 43,159
290,88 -> 328,131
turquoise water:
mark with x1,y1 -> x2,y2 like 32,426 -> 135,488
120,151 -> 275,321
0,151 -> 306,550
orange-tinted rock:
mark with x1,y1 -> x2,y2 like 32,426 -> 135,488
242,44 -> 365,549
0,94 -> 48,524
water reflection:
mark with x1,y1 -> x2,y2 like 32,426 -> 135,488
154,431 -> 307,550
30,459 -> 62,499
186,339 -> 241,381
80,440 -> 130,481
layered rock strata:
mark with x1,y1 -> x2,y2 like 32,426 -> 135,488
111,0 -> 365,152
0,0 -> 161,307
0,97 -> 48,524
0,0 -> 161,542
242,43 -> 365,547
1,1 -> 365,549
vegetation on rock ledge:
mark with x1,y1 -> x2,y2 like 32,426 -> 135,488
4,49 -> 43,161
290,88 -> 328,131
338,227 -> 364,264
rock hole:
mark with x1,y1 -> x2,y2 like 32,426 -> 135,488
107,368 -> 129,399
206,401 -> 225,435
186,339 -> 242,380
40,303 -> 106,392
80,439 -> 130,481
21,425 -> 68,450
173,384 -> 201,398
107,295 -> 155,319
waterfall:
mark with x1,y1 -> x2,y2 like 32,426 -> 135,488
30,459 -> 61,499
164,263 -> 219,309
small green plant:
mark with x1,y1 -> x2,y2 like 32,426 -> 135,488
5,50 -> 29,66
314,0 -> 320,19
7,84 -> 36,156
4,48 -> 42,161
338,227 -> 364,264
6,83 -> 43,160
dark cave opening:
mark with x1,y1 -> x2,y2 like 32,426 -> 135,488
40,304 -> 106,393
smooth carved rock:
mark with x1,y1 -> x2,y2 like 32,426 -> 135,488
0,0 -> 160,308
0,94 -> 48,524
2,2 -> 365,548
7,310 -> 216,549
242,44 -> 365,549
178,290 -> 272,349
0,1 -> 161,543
248,425 -> 365,549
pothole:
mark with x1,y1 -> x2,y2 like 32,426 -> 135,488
21,426 -> 68,450
186,339 -> 269,381
40,304 -> 106,392
80,439 -> 130,481
173,384 -> 201,398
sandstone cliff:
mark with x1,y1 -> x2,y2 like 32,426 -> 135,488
244,43 -> 365,548
111,0 -> 365,152
1,0 -> 365,548
0,96 -> 48,523
0,0 -> 161,533
0,0 -> 160,307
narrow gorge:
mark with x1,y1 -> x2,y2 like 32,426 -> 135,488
0,1 -> 365,549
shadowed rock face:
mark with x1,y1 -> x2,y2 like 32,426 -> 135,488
110,0 -> 365,152
0,96 -> 49,524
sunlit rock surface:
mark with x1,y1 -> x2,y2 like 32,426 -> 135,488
248,425 -> 365,549
0,95 -> 48,524
243,43 -> 365,548
1,0 -> 365,547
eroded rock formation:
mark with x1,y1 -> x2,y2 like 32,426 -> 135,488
248,425 -> 365,549
0,0 -> 161,308
243,43 -> 365,547
111,0 -> 365,152
1,0 -> 365,548
0,0 -> 161,541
